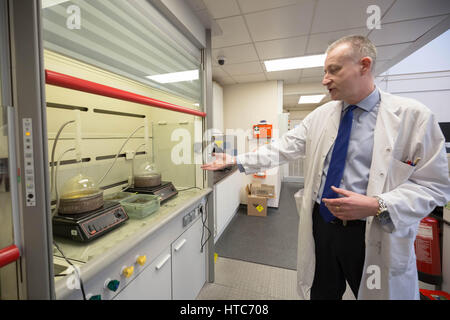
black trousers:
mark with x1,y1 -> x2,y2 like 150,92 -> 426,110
311,203 -> 366,300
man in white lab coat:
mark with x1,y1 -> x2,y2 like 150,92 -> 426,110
202,35 -> 450,300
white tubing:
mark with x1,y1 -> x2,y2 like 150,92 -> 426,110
98,125 -> 144,186
75,110 -> 82,163
50,120 -> 75,198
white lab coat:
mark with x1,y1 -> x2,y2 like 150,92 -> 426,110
237,90 -> 450,300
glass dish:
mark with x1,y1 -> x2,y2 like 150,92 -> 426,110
103,191 -> 137,203
120,194 -> 160,219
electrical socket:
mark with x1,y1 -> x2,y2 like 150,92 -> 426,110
182,214 -> 191,227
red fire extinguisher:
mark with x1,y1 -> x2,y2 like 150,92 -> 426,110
414,217 -> 442,284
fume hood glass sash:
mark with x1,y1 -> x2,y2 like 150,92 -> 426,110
41,0 -> 203,110
0,0 -> 20,300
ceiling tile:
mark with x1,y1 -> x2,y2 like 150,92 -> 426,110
220,76 -> 238,85
203,0 -> 241,19
306,27 -> 369,54
222,61 -> 264,75
368,16 -> 448,46
206,0 -> 448,89
283,77 -> 303,85
233,73 -> 267,83
212,66 -> 231,78
212,16 -> 252,48
266,69 -> 302,82
375,43 -> 412,61
311,0 -> 395,34
255,35 -> 308,60
283,95 -> 301,104
383,0 -> 450,23
212,43 -> 259,66
299,76 -> 324,84
301,66 -> 324,77
244,0 -> 316,42
185,0 -> 207,11
237,0 -> 300,13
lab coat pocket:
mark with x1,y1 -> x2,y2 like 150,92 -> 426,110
386,158 -> 415,190
381,232 -> 414,277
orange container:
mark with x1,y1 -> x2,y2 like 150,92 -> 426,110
253,124 -> 272,139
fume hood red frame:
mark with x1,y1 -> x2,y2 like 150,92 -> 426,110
45,70 -> 206,118
0,245 -> 20,268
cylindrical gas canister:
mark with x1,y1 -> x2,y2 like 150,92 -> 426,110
414,217 -> 442,285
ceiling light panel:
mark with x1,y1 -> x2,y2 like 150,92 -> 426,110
298,94 -> 325,104
146,70 -> 199,84
265,54 -> 326,72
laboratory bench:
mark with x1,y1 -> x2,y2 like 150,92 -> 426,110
212,164 -> 238,185
53,187 -> 212,300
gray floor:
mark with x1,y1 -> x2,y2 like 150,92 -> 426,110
214,182 -> 300,270
197,257 -> 355,300
197,257 -> 302,300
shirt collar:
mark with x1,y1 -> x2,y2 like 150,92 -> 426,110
343,87 -> 380,112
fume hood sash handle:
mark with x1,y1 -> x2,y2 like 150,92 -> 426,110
45,70 -> 206,118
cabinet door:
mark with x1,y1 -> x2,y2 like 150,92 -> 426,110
215,170 -> 242,240
114,248 -> 172,300
172,217 -> 206,300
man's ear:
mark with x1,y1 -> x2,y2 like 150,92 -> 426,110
360,57 -> 373,74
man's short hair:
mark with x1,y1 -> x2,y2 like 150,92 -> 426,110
326,35 -> 377,71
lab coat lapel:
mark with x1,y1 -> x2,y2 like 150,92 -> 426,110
322,101 -> 342,151
366,91 -> 401,198
329,101 -> 343,133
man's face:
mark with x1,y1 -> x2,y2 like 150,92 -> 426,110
322,43 -> 362,102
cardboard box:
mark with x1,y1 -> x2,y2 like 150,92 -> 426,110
246,184 -> 269,217
249,183 -> 275,198
247,195 -> 268,217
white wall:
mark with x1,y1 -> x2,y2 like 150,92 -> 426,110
376,29 -> 450,122
376,71 -> 450,122
223,80 -> 283,207
212,81 -> 224,133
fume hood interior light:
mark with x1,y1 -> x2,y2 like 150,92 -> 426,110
298,94 -> 325,104
146,70 -> 199,84
264,54 -> 326,72
42,0 -> 71,8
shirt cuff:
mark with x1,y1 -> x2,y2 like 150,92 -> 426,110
236,157 -> 245,173
377,212 -> 395,233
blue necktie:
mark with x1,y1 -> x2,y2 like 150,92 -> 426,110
319,105 -> 357,222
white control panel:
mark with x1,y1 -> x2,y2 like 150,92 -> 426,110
22,118 -> 36,206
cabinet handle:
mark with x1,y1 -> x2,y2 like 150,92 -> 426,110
174,238 -> 187,252
155,254 -> 171,270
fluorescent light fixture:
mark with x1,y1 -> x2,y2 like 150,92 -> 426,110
146,70 -> 199,84
264,54 -> 326,72
298,94 -> 325,104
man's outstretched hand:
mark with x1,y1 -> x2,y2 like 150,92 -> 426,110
201,153 -> 236,171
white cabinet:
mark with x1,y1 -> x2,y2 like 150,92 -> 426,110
114,248 -> 172,300
115,216 -> 207,300
171,217 -> 206,300
214,170 -> 242,241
